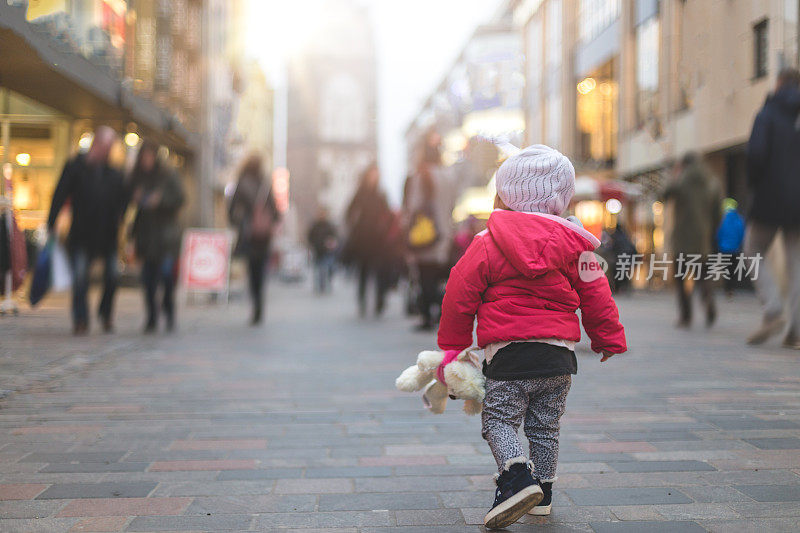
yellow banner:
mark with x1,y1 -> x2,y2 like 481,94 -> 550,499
26,0 -> 67,21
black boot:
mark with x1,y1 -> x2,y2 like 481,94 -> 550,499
528,480 -> 552,516
484,460 -> 543,529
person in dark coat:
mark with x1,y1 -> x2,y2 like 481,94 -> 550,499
345,163 -> 392,317
662,152 -> 722,328
130,140 -> 185,333
745,68 -> 800,348
307,207 -> 338,294
47,126 -> 127,335
229,154 -> 280,325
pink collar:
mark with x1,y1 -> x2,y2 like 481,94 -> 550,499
436,350 -> 461,386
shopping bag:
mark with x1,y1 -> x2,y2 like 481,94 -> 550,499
28,241 -> 53,306
51,242 -> 71,292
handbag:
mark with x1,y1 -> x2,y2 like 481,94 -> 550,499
250,183 -> 273,244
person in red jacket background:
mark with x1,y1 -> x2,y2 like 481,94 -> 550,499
437,143 -> 627,529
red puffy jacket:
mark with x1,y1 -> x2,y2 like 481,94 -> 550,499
438,210 -> 627,354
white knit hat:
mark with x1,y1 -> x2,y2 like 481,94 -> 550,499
494,144 -> 575,215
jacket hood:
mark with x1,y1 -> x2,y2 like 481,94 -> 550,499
767,87 -> 800,114
486,210 -> 601,278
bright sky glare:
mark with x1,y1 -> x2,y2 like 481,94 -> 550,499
246,0 -> 502,204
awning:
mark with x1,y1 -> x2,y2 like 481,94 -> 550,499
0,2 -> 197,154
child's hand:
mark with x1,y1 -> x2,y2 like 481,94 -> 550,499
600,351 -> 614,362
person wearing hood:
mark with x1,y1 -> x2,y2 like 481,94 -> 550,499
745,68 -> 800,348
662,152 -> 722,328
130,140 -> 185,333
437,144 -> 627,528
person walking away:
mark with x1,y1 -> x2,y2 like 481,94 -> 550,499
307,207 -> 338,294
229,155 -> 280,325
610,222 -> 637,293
403,131 -> 454,330
745,68 -> 800,348
662,152 -> 722,328
129,141 -> 185,333
344,164 -> 392,317
47,126 -> 127,335
437,143 -> 627,528
716,198 -> 746,295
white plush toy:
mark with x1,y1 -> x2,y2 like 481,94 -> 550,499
395,348 -> 485,415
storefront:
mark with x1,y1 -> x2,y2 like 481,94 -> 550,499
0,89 -> 71,232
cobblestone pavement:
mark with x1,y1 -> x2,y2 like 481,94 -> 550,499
1,279 -> 799,532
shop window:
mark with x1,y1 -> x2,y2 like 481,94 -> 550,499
754,19 -> 769,79
576,61 -> 618,166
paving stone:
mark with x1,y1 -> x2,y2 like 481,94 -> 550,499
566,487 -> 692,506
701,518 -> 800,532
68,516 -> 129,532
319,492 -> 439,511
57,497 -> 191,517
703,416 -> 799,430
0,483 -> 49,500
589,521 -> 706,532
273,478 -> 353,494
607,460 -> 716,473
0,499 -> 66,518
605,431 -> 701,442
21,452 -> 126,463
216,468 -> 302,480
305,466 -> 393,478
39,462 -> 150,473
653,503 -> 741,520
0,518 -> 82,531
395,508 -> 462,525
185,494 -> 316,514
169,439 -> 268,450
743,437 -> 800,450
126,514 -> 253,531
734,484 -> 800,502
253,511 -> 393,528
355,475 -> 468,493
609,505 -> 666,521
36,482 -> 157,499
678,485 -> 753,503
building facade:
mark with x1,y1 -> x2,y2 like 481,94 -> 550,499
0,0 -> 230,234
286,0 -> 377,231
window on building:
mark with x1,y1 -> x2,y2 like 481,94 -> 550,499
319,74 -> 367,143
576,60 -> 617,166
754,19 -> 769,79
636,16 -> 660,128
546,0 -> 562,69
526,16 -> 543,143
579,0 -> 621,44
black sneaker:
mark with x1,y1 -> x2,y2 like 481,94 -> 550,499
484,461 -> 543,529
528,481 -> 552,516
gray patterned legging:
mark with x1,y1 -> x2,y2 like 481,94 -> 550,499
481,375 -> 571,480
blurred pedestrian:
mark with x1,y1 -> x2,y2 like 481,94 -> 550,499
662,152 -> 722,328
129,141 -> 185,333
229,154 -> 280,325
716,198 -> 746,295
403,131 -> 454,331
307,207 -> 338,294
47,126 -> 127,335
610,222 -> 636,293
745,68 -> 800,348
344,163 -> 392,317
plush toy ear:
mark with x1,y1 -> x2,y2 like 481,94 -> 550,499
422,380 -> 449,414
463,398 -> 482,416
416,350 -> 445,374
395,365 -> 429,392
